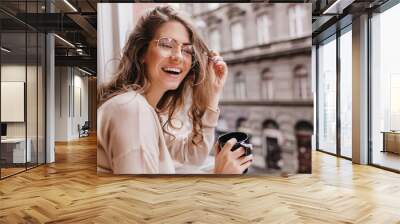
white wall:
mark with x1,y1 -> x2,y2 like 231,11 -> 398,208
55,67 -> 89,141
71,73 -> 89,138
1,76 -> 24,123
55,67 -> 69,141
1,65 -> 36,137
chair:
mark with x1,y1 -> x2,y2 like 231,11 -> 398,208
79,121 -> 90,138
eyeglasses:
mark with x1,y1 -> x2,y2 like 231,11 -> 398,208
154,37 -> 194,62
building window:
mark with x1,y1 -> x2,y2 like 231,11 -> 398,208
209,29 -> 221,52
262,119 -> 279,130
231,22 -> 244,50
261,69 -> 273,100
294,65 -> 308,99
317,36 -> 337,155
208,3 -> 220,10
371,4 -> 400,171
288,5 -> 305,38
234,72 -> 246,99
256,14 -> 271,44
339,28 -> 352,158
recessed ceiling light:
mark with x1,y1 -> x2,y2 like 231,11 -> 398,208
54,34 -> 75,48
63,0 -> 78,12
1,47 -> 11,53
78,67 -> 93,76
323,0 -> 355,15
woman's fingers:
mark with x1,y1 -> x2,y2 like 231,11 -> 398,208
214,143 -> 221,155
239,154 -> 253,165
214,61 -> 226,76
208,50 -> 228,81
209,50 -> 219,57
209,51 -> 223,66
211,55 -> 223,63
214,138 -> 253,174
240,160 -> 252,173
221,138 -> 237,154
232,147 -> 245,158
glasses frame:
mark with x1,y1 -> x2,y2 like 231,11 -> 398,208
153,37 -> 195,61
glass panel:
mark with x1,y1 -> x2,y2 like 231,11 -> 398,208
1,31 -> 27,177
0,1 -> 29,32
340,28 -> 352,158
317,36 -> 337,154
38,32 -> 45,165
27,0 -> 39,169
371,3 -> 400,171
0,1 -> 46,178
27,30 -> 38,169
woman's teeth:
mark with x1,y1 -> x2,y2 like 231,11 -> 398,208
162,67 -> 181,75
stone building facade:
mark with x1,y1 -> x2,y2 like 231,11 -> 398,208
181,3 -> 313,173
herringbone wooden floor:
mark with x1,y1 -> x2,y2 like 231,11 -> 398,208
1,135 -> 400,223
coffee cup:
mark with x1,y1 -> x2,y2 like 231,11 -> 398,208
217,131 -> 253,173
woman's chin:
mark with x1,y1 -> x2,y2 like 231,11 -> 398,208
158,70 -> 189,91
162,80 -> 184,91
165,84 -> 180,91
155,81 -> 181,92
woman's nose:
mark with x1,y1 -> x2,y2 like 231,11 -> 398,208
170,48 -> 183,61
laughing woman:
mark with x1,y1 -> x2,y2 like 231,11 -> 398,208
97,6 -> 252,174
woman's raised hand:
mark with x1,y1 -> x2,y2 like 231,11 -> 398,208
213,138 -> 253,174
208,50 -> 228,110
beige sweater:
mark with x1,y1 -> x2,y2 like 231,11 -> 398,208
97,91 -> 219,174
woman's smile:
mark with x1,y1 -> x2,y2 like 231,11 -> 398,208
161,66 -> 182,76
